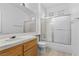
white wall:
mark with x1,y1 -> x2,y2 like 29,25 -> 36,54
0,10 -> 1,32
25,3 -> 46,34
70,3 -> 79,55
45,4 -> 70,17
71,21 -> 79,55
0,4 -> 35,34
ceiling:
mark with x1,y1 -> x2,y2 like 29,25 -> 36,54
41,3 -> 70,9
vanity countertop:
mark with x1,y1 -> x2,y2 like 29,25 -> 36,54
12,32 -> 40,36
0,35 -> 36,51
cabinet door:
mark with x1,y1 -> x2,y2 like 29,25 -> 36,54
24,39 -> 37,51
24,45 -> 38,56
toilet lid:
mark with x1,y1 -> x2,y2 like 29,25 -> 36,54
38,41 -> 47,45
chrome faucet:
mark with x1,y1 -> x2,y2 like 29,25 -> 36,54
10,36 -> 16,39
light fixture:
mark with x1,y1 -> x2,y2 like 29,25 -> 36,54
20,3 -> 25,7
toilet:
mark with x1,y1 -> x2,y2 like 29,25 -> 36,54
38,41 -> 48,55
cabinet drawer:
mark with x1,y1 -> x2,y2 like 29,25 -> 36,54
24,39 -> 37,51
24,45 -> 37,56
0,45 -> 23,56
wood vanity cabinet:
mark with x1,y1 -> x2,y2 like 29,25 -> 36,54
23,39 -> 38,56
0,44 -> 23,56
0,38 -> 38,56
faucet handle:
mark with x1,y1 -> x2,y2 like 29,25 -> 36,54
10,36 -> 16,39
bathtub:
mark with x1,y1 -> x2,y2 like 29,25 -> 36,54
48,42 -> 72,53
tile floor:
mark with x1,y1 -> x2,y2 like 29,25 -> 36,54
39,47 -> 72,56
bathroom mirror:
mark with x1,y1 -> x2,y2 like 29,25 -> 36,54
0,3 -> 37,35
